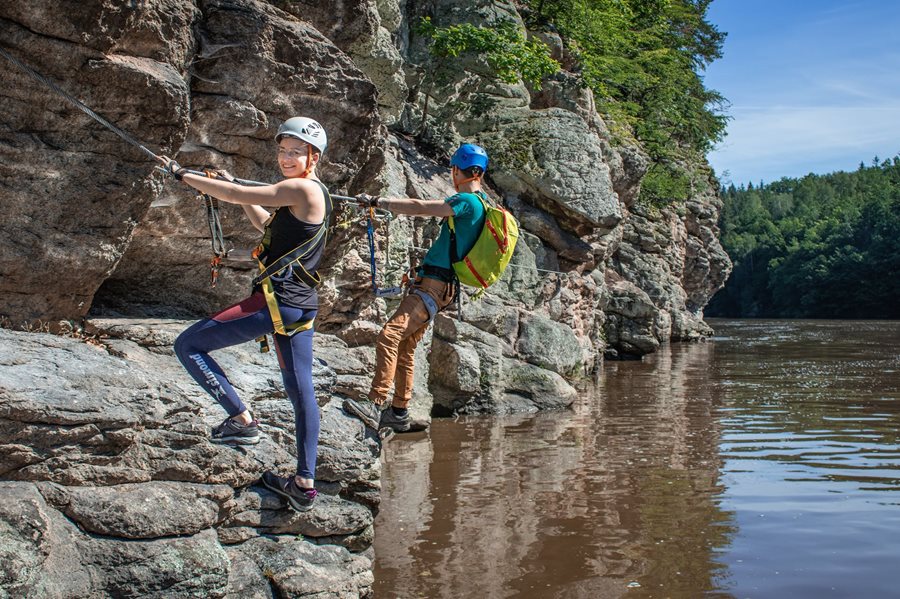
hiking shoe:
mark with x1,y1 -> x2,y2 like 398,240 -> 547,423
260,471 -> 318,512
342,398 -> 384,431
379,407 -> 411,432
211,417 -> 260,445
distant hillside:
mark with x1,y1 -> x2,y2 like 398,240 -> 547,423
708,157 -> 900,318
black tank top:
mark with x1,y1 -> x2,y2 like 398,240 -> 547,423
257,181 -> 332,309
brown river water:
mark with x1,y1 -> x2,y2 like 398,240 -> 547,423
373,320 -> 900,598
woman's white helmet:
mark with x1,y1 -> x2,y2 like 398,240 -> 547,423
275,117 -> 327,154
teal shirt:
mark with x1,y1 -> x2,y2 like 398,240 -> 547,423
421,192 -> 486,276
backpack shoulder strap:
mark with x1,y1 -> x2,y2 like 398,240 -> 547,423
448,191 -> 490,264
311,179 -> 333,215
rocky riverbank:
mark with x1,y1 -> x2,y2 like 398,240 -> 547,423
0,322 -> 379,598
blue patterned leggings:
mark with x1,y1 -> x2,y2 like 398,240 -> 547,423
174,292 -> 319,479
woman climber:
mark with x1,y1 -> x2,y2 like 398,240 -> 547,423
159,117 -> 330,512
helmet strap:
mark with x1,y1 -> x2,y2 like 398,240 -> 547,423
300,144 -> 314,178
453,171 -> 481,192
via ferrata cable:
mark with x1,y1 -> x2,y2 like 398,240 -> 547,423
0,46 -> 158,162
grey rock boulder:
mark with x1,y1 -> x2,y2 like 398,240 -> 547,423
0,481 -> 231,598
480,108 -> 622,232
429,314 -> 577,414
39,480 -> 233,539
0,2 -> 193,323
603,275 -> 661,357
0,323 -> 382,598
232,536 -> 374,598
516,313 -> 584,377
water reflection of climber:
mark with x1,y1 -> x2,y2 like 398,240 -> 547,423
160,117 -> 331,512
343,143 -> 490,436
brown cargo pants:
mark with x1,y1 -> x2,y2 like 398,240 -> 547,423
368,276 -> 455,409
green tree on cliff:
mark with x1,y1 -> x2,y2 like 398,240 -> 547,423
418,17 -> 560,90
527,0 -> 728,204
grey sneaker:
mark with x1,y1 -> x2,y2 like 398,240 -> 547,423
211,417 -> 260,445
379,407 -> 411,432
260,471 -> 318,512
342,398 -> 384,431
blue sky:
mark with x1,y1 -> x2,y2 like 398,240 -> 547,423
704,1 -> 900,186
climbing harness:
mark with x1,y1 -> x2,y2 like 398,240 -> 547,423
409,288 -> 439,323
250,181 -> 333,352
365,212 -> 444,322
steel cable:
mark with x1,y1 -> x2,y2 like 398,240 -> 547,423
0,46 -> 159,161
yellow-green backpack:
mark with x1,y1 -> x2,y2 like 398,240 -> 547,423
448,192 -> 519,293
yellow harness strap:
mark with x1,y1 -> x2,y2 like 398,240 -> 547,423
251,186 -> 331,350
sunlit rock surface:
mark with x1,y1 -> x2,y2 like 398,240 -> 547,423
0,325 -> 378,597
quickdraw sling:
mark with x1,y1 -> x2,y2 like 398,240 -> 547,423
366,206 -> 413,297
195,170 -> 230,288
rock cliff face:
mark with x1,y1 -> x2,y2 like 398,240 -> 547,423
1,0 -> 731,596
1,0 -> 731,365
